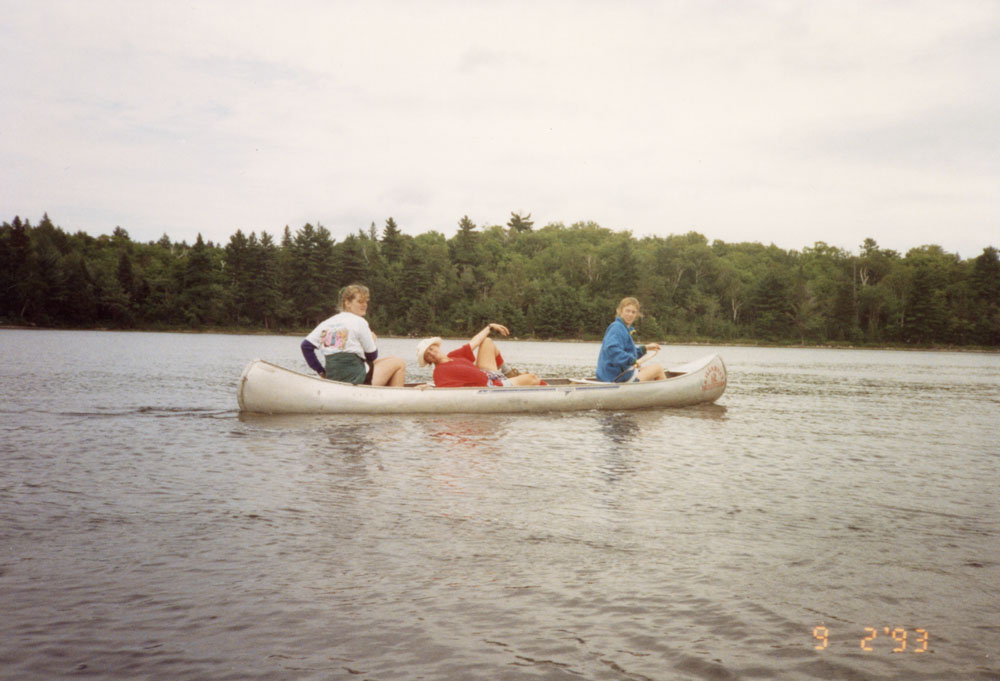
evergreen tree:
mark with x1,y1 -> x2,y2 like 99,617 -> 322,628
275,226 -> 296,326
339,234 -> 369,284
27,221 -> 61,323
451,215 -> 478,266
381,217 -> 403,263
507,212 -> 534,233
0,216 -> 32,318
224,230 -> 253,324
59,252 -> 97,324
288,223 -> 338,326
251,231 -> 281,329
178,234 -> 223,326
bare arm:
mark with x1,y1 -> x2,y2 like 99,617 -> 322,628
469,322 -> 510,350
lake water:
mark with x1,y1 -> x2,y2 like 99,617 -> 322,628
1,329 -> 997,680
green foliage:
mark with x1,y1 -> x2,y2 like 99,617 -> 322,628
0,213 -> 996,348
970,247 -> 1000,345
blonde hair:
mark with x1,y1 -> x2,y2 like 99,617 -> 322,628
339,283 -> 370,311
616,296 -> 642,318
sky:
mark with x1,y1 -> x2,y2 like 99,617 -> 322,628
2,0 -> 998,258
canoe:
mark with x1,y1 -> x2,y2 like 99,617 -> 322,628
237,353 -> 727,415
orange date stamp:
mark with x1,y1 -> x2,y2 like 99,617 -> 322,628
812,626 -> 930,653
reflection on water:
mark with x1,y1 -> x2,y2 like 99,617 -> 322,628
1,330 -> 997,681
421,416 -> 509,456
596,412 -> 641,445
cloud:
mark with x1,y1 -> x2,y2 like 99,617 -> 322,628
1,0 -> 997,257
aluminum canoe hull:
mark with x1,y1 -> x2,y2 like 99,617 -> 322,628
237,353 -> 727,415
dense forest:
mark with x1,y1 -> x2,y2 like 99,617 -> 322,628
2,212 -> 998,347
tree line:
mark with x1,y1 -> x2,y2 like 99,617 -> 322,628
2,212 -> 998,347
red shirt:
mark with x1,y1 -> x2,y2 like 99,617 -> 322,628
432,344 -> 502,387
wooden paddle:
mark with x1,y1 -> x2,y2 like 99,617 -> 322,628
613,347 -> 659,382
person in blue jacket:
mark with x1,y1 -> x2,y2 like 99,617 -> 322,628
596,297 -> 666,382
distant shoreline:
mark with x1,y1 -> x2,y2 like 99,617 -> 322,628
3,323 -> 997,354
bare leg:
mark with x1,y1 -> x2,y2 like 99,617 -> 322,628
372,356 -> 406,386
638,362 -> 666,381
475,337 -> 501,371
509,373 -> 541,386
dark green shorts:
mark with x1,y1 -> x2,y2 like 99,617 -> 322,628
325,353 -> 367,384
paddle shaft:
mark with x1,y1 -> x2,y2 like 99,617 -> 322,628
612,347 -> 659,382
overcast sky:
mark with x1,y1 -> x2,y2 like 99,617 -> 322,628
2,0 -> 998,258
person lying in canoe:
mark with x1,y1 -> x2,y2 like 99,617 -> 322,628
596,296 -> 666,382
417,323 -> 544,387
301,283 -> 407,386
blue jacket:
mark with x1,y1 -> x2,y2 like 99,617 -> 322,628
596,317 -> 646,382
